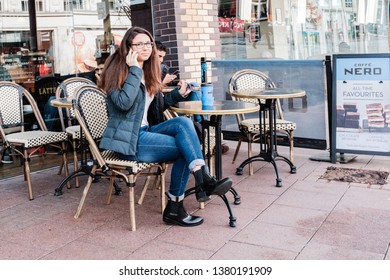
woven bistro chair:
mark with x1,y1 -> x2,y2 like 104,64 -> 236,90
228,69 -> 296,175
55,77 -> 96,188
72,84 -> 167,231
0,81 -> 69,200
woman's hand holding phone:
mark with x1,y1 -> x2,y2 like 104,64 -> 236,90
178,80 -> 191,97
126,49 -> 140,68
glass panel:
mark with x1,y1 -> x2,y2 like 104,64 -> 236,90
71,1 -> 129,80
218,0 -> 389,60
0,1 -> 130,82
212,59 -> 327,147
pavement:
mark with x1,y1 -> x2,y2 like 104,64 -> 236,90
0,140 -> 390,260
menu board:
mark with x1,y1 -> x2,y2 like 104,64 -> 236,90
331,54 -> 390,160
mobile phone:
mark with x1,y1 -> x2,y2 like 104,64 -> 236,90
172,70 -> 180,75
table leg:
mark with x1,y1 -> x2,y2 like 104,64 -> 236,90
211,115 -> 223,180
184,115 -> 238,227
204,116 -> 241,205
269,100 -> 296,174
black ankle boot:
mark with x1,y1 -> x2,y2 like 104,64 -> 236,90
193,166 -> 233,202
193,169 -> 211,202
163,196 -> 203,227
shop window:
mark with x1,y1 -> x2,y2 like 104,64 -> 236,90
63,0 -> 84,11
21,0 -> 28,12
36,1 -> 43,12
19,0 -> 43,12
109,0 -> 115,10
73,0 -> 84,10
110,0 -> 129,11
64,0 -> 71,11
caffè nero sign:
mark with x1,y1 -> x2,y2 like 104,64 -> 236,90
331,54 -> 390,160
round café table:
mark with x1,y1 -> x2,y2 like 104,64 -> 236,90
170,99 -> 259,227
232,88 -> 306,187
170,99 -> 260,180
50,97 -> 73,108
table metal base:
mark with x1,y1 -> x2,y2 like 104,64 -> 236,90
235,151 -> 297,187
309,152 -> 356,163
185,187 -> 237,227
235,97 -> 297,188
229,187 -> 241,205
54,159 -> 122,196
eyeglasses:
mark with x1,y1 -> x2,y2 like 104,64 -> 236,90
131,42 -> 154,49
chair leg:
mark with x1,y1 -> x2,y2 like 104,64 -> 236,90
61,142 -> 71,189
138,172 -> 152,205
160,165 -> 166,213
209,156 -> 214,176
106,176 -> 115,204
58,140 -> 70,176
57,161 -> 64,175
151,170 -> 161,190
23,150 -> 34,200
74,165 -> 96,219
128,177 -> 136,231
72,139 -> 79,188
232,137 -> 242,164
138,165 -> 167,211
289,131 -> 294,163
248,134 -> 254,176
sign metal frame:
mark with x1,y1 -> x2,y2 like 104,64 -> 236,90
331,53 -> 390,162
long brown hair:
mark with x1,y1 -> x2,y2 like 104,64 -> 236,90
98,26 -> 161,95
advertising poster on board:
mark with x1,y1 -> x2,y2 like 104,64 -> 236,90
332,54 -> 390,157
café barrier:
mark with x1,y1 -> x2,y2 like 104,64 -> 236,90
210,59 -> 327,150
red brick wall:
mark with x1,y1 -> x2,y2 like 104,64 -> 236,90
152,0 -> 221,82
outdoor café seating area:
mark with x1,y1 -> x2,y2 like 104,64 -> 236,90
1,140 -> 390,260
1,67 -> 390,259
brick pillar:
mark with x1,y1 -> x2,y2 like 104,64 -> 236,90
152,0 -> 178,71
152,0 -> 221,83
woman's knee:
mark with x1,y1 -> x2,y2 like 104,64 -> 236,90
177,116 -> 194,130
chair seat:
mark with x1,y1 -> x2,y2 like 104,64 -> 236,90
65,125 -> 81,139
240,118 -> 296,133
101,150 -> 157,173
5,131 -> 68,148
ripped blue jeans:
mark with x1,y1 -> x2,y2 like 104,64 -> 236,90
137,116 -> 205,197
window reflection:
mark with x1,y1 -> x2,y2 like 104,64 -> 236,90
218,0 -> 389,60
